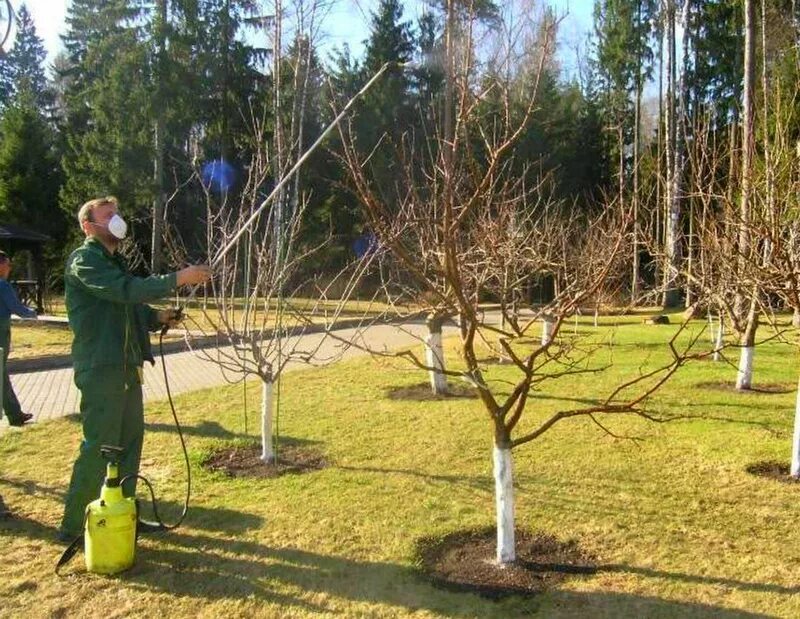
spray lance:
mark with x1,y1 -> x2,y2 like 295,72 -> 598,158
55,61 -> 413,575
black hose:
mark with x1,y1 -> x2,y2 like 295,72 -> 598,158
121,326 -> 190,531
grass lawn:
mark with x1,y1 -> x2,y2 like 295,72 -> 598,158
8,322 -> 184,360
2,318 -> 800,617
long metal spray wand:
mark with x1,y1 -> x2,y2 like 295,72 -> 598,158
211,60 -> 411,269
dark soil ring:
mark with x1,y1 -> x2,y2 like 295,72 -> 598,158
745,460 -> 800,484
386,382 -> 478,401
201,442 -> 327,479
415,527 -> 596,599
695,381 -> 794,394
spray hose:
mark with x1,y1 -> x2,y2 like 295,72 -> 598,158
123,320 -> 191,532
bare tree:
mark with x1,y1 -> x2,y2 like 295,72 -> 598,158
166,0 -> 381,464
337,1 -> 694,565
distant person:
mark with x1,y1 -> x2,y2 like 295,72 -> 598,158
0,251 -> 37,427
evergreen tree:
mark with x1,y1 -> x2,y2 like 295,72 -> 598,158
0,90 -> 65,270
7,4 -> 50,109
58,0 -> 154,241
0,48 -> 12,108
345,0 -> 415,165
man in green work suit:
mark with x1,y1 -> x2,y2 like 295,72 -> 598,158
59,196 -> 211,541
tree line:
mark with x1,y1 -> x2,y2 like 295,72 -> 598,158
0,0 -> 609,287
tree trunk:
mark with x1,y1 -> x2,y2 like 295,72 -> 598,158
150,0 -> 167,273
736,301 -> 758,390
425,314 -> 448,395
713,315 -> 724,362
541,316 -> 554,345
632,10 -> 641,304
663,0 -> 681,308
260,379 -> 274,463
736,0 -> 756,320
793,308 -> 800,328
736,343 -> 754,390
493,444 -> 515,564
791,376 -> 800,477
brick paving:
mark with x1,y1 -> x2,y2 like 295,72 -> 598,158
0,321 -> 459,434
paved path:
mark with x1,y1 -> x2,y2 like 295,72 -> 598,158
0,321 -> 459,435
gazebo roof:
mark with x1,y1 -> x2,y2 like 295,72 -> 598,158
0,223 -> 51,243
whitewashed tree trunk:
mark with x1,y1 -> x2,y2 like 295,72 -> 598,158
425,316 -> 447,395
713,318 -> 724,362
260,379 -> 274,463
541,317 -> 553,346
793,308 -> 800,328
593,305 -> 599,328
736,345 -> 754,390
493,445 -> 515,564
791,377 -> 800,477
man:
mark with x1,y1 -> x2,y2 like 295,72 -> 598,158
59,196 -> 211,541
0,251 -> 37,427
0,251 -> 37,518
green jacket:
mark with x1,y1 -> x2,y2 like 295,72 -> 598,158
65,237 -> 177,372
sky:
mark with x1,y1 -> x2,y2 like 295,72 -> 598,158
5,0 -> 594,75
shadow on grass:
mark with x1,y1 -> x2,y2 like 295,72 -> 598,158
136,501 -> 265,535
597,563 -> 800,597
0,501 -> 264,549
544,590 -> 770,618
144,419 -> 252,441
121,530 -> 777,617
0,476 -> 65,500
335,464 -> 491,492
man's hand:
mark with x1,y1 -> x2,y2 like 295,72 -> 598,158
157,308 -> 183,329
176,264 -> 212,287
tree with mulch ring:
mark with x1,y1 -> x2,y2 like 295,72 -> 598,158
201,441 -> 326,478
415,527 -> 596,599
745,461 -> 800,484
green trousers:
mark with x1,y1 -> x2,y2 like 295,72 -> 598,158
60,365 -> 144,537
0,320 -> 24,424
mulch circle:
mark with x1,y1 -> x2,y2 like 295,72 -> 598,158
415,527 -> 596,599
386,382 -> 478,401
201,442 -> 326,479
695,381 -> 794,394
745,461 -> 800,484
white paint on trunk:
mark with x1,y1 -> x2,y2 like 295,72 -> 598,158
593,306 -> 599,328
541,318 -> 553,346
425,330 -> 448,395
713,319 -> 724,362
793,308 -> 800,329
791,377 -> 800,477
736,346 -> 754,390
493,446 -> 515,564
260,380 -> 274,463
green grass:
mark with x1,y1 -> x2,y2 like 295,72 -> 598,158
9,322 -> 183,360
2,319 -> 800,617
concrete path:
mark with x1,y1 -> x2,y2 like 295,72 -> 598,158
0,321 -> 459,435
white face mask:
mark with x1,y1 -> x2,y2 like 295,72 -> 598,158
106,214 -> 128,240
